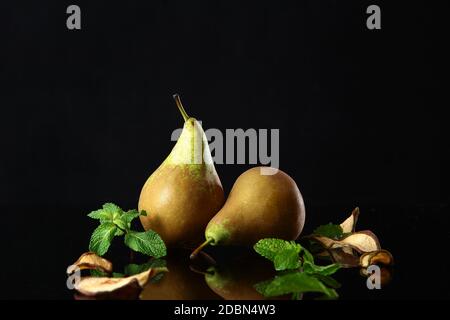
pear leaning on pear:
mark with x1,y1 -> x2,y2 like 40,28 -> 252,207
138,95 -> 225,248
191,167 -> 305,258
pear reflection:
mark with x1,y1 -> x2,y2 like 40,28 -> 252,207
204,251 -> 278,300
140,251 -> 221,300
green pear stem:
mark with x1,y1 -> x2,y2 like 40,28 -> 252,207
173,94 -> 189,121
190,238 -> 213,260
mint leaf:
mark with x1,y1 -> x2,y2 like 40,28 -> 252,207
113,217 -> 128,231
124,230 -> 166,258
90,269 -> 109,277
303,261 -> 341,276
302,247 -> 315,264
87,203 -> 123,223
88,222 -> 117,256
102,203 -> 123,215
254,272 -> 338,299
313,223 -> 343,239
121,209 -> 146,228
87,209 -> 110,221
112,272 -> 125,278
313,274 -> 341,289
254,279 -> 271,295
273,248 -> 301,271
254,238 -> 301,261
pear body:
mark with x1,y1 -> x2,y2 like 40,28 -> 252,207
139,118 -> 224,247
205,167 -> 305,246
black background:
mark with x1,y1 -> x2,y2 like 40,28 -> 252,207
1,0 -> 448,299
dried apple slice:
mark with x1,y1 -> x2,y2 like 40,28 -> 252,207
339,231 -> 381,253
312,231 -> 381,254
75,267 -> 167,297
340,207 -> 360,233
67,252 -> 113,275
339,207 -> 360,255
360,250 -> 394,268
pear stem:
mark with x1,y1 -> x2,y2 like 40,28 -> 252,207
190,238 -> 213,260
173,94 -> 189,121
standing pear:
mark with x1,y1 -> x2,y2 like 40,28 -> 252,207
138,95 -> 224,247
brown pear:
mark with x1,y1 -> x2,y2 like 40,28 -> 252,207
138,95 -> 225,247
191,167 -> 305,256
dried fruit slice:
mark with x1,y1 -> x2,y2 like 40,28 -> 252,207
75,267 -> 167,297
340,207 -> 360,233
339,207 -> 360,255
67,252 -> 113,275
339,231 -> 381,253
360,250 -> 394,268
312,231 -> 381,254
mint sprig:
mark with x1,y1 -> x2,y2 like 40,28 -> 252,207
253,238 -> 341,299
87,203 -> 166,258
313,223 -> 344,239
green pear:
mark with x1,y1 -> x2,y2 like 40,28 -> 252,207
191,167 -> 305,257
138,95 -> 225,248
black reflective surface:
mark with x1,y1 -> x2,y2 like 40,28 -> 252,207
2,205 -> 448,300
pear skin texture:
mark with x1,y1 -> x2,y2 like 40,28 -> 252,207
139,118 -> 225,248
205,167 -> 305,246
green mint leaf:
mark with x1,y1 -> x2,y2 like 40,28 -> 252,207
124,259 -> 166,276
254,238 -> 301,262
112,272 -> 125,278
124,230 -> 167,258
87,209 -> 111,221
115,229 -> 125,236
88,222 -> 117,256
254,272 -> 338,299
302,247 -> 315,264
273,248 -> 301,271
90,269 -> 109,277
113,217 -> 128,231
254,279 -> 271,295
313,223 -> 343,239
303,261 -> 341,276
87,203 -> 123,224
150,272 -> 165,284
313,274 -> 341,289
102,202 -> 123,215
121,209 -> 145,228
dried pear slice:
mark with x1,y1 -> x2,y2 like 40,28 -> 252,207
340,207 -> 360,233
67,252 -> 113,275
360,250 -> 394,268
339,231 -> 381,253
75,267 -> 167,297
312,231 -> 381,253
